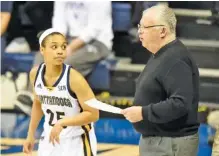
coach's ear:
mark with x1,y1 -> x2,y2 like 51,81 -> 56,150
160,27 -> 167,38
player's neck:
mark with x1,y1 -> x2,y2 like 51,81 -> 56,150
44,64 -> 63,78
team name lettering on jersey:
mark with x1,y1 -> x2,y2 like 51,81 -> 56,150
38,95 -> 72,107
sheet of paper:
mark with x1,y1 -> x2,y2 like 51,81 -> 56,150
85,99 -> 122,114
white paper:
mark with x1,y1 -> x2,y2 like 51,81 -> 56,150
85,99 -> 122,114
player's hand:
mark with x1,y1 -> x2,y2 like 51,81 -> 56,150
49,122 -> 63,146
121,106 -> 143,123
23,136 -> 35,155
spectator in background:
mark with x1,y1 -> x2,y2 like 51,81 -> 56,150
208,111 -> 219,156
5,2 -> 53,53
131,1 -> 158,28
1,1 -> 13,53
33,1 -> 113,76
23,1 -> 53,33
129,1 -> 158,40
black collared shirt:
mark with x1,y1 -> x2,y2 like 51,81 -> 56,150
133,39 -> 200,137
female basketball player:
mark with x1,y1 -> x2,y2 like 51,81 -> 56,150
23,28 -> 99,156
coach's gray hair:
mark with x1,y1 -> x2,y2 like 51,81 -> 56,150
143,4 -> 177,34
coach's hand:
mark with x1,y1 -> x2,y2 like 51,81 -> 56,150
23,136 -> 35,155
121,106 -> 143,123
49,122 -> 63,146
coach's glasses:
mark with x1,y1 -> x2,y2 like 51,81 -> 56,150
138,24 -> 165,31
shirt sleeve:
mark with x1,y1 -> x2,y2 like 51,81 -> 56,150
78,1 -> 111,43
52,1 -> 67,35
1,1 -> 13,13
142,61 -> 194,123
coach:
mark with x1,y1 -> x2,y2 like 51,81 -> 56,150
122,4 -> 200,156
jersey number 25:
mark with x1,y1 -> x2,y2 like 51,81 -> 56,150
46,109 -> 67,128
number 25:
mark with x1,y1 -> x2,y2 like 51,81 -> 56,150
46,109 -> 67,128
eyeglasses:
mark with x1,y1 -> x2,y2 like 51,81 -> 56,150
138,24 -> 165,30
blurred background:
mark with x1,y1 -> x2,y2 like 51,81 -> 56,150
1,1 -> 219,156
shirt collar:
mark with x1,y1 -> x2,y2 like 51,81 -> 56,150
153,38 -> 178,58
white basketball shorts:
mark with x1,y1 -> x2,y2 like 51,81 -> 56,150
38,128 -> 97,156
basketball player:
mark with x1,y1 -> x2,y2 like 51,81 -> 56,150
23,28 -> 99,156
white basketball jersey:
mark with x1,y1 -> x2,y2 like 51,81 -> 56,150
34,63 -> 93,139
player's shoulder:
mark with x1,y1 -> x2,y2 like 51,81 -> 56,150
69,67 -> 83,80
68,67 -> 86,85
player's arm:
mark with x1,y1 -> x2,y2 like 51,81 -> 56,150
26,66 -> 44,139
57,68 -> 99,127
23,66 -> 44,154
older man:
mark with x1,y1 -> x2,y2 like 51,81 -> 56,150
208,111 -> 219,156
122,4 -> 200,156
